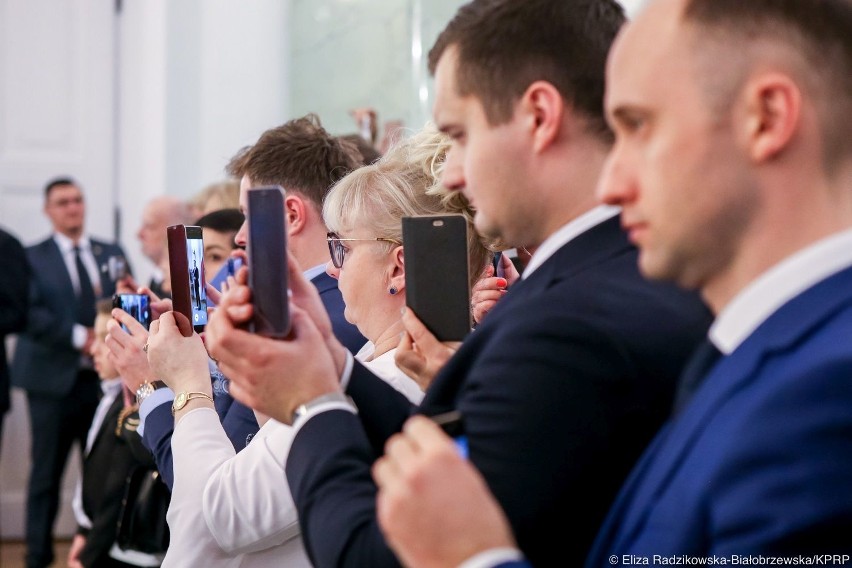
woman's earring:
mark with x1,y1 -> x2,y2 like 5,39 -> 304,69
389,286 -> 398,295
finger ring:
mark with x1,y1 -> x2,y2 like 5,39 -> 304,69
142,343 -> 149,353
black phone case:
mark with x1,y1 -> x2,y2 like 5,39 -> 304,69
167,225 -> 206,335
402,214 -> 471,342
247,187 -> 291,338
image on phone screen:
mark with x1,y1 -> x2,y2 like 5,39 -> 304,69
186,228 -> 208,327
112,293 -> 152,331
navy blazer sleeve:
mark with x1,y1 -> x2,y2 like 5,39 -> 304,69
141,402 -> 176,489
345,360 -> 414,455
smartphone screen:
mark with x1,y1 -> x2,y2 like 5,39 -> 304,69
402,214 -> 471,342
112,293 -> 151,331
185,226 -> 208,329
247,187 -> 290,338
167,224 -> 208,334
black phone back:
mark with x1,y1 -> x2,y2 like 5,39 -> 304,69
247,186 -> 291,338
402,214 -> 471,342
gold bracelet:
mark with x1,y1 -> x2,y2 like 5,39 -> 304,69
172,391 -> 214,415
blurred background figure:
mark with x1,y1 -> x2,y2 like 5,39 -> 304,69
341,134 -> 382,166
188,179 -> 241,220
0,226 -> 29,453
11,177 -> 129,568
136,196 -> 193,299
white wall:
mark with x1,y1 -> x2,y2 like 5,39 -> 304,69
118,0 -> 290,286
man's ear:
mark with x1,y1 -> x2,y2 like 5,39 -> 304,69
740,72 -> 801,163
284,195 -> 307,236
519,80 -> 565,154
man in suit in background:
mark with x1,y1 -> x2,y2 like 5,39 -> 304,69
129,114 -> 368,490
204,1 -> 712,566
136,195 -> 193,299
12,177 -> 129,568
0,226 -> 29,451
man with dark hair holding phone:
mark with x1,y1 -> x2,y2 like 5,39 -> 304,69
128,115 -> 368,495
204,1 -> 712,567
12,177 -> 129,568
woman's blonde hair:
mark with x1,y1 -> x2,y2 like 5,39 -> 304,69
323,123 -> 499,289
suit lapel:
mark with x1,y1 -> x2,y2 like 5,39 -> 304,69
607,265 -> 852,550
43,238 -> 76,301
90,239 -> 114,297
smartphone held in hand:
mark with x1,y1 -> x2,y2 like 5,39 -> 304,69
247,186 -> 291,338
167,224 -> 208,335
402,214 -> 471,342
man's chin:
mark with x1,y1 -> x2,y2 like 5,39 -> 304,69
474,216 -> 503,241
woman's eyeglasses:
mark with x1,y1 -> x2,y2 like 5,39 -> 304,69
326,232 -> 400,268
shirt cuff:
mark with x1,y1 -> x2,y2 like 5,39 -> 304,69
72,324 -> 88,350
339,350 -> 355,389
458,548 -> 525,568
137,387 -> 176,438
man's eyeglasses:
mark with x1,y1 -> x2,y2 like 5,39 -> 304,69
326,232 -> 401,268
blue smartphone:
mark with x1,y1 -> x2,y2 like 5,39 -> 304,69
209,257 -> 244,292
430,410 -> 468,459
112,293 -> 151,332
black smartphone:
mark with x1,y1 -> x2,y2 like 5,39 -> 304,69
402,214 -> 471,341
247,186 -> 290,338
429,410 -> 468,458
112,293 -> 151,331
167,224 -> 208,335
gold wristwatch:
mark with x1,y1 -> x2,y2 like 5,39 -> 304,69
172,391 -> 214,415
135,380 -> 167,405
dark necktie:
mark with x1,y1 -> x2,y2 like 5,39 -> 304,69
672,339 -> 723,415
74,245 -> 96,327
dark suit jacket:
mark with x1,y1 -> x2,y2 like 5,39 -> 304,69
286,217 -> 713,568
586,265 -> 852,562
0,228 -> 29,415
78,394 -> 131,566
142,270 -> 366,489
11,236 -> 127,397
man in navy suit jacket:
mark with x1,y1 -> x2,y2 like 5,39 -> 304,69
361,1 -> 852,566
135,115 -> 367,489
12,177 -> 129,568
203,2 -> 712,566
